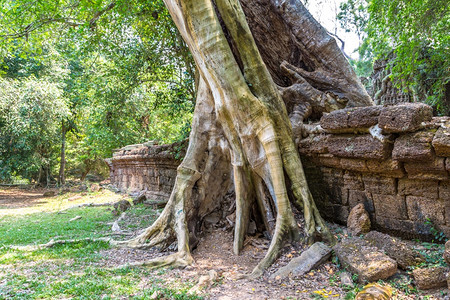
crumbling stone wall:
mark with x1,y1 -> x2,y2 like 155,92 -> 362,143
107,103 -> 449,240
105,141 -> 186,200
299,103 -> 450,240
371,58 -> 412,105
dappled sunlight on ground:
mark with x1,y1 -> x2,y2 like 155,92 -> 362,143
0,186 -> 124,215
1,186 -> 447,299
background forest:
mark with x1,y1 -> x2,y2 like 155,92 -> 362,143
0,0 -> 448,185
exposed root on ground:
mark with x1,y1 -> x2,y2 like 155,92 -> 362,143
113,251 -> 193,270
8,237 -> 112,251
58,202 -> 116,213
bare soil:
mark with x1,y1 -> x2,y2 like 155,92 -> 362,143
0,186 -> 52,209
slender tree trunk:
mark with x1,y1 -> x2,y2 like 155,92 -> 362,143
116,0 -> 372,277
80,166 -> 90,182
58,120 -> 66,185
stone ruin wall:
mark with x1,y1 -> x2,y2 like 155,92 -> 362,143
107,103 -> 450,240
301,103 -> 450,240
105,141 -> 186,201
370,59 -> 412,106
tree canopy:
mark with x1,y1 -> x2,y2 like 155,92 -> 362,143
0,0 -> 195,183
339,0 -> 449,113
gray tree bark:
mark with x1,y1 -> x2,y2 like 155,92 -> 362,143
116,0 -> 372,277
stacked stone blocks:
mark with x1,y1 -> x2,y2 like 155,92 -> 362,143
105,141 -> 186,200
106,103 -> 449,240
300,103 -> 450,239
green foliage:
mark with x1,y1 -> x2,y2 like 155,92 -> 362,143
388,276 -> 417,296
416,242 -> 445,268
0,0 -> 195,181
337,0 -> 368,42
338,0 -> 373,78
0,75 -> 69,182
339,0 -> 450,114
424,217 -> 447,243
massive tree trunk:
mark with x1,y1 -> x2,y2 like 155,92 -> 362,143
117,0 -> 372,277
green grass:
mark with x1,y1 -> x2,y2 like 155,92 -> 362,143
0,265 -> 202,300
0,189 -> 202,300
0,207 -> 114,245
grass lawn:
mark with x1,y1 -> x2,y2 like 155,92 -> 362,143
0,188 -> 202,300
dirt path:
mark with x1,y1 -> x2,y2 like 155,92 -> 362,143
0,186 -> 51,209
190,230 -> 342,299
100,229 -> 346,299
0,185 -> 123,216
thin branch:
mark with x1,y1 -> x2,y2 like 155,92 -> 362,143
89,2 -> 116,29
327,31 -> 351,60
0,2 -> 116,39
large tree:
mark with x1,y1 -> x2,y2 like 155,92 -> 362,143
0,0 -> 372,276
118,0 -> 372,277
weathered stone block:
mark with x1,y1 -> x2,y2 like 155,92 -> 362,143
363,175 -> 397,195
320,106 -> 382,132
404,157 -> 449,180
440,181 -> 450,199
444,240 -> 450,265
318,154 -> 341,169
445,204 -> 450,226
301,156 -> 319,169
374,216 -> 415,237
398,179 -> 439,198
373,194 -> 408,220
340,188 -> 349,206
365,231 -> 424,269
340,158 -> 368,172
298,134 -> 329,155
321,167 -> 344,182
432,122 -> 450,157
344,172 -> 365,190
320,110 -> 349,131
347,203 -> 371,235
333,238 -> 397,282
392,131 -> 435,161
365,159 -> 405,178
378,103 -> 433,133
332,204 -> 349,224
406,196 -> 445,225
348,106 -> 383,129
271,242 -> 332,279
349,190 -> 374,214
328,135 -> 391,160
413,267 -> 447,290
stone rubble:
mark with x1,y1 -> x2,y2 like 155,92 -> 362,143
271,242 -> 332,280
412,266 -> 448,290
333,238 -> 397,282
347,203 -> 371,236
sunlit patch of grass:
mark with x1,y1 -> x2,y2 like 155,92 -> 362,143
0,188 -> 202,299
0,189 -> 125,216
119,204 -> 161,231
1,265 -> 202,300
0,240 -> 110,265
0,207 -> 114,246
